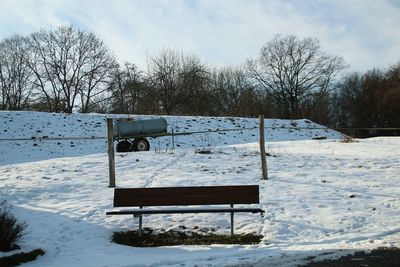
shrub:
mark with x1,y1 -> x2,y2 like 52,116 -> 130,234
340,134 -> 356,143
194,134 -> 214,154
0,249 -> 45,266
0,201 -> 28,252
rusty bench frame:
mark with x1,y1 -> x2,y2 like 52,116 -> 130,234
106,185 -> 264,236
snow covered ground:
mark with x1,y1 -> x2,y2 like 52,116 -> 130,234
1,111 -> 399,266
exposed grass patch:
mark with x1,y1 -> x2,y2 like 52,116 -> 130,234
312,136 -> 327,140
0,249 -> 45,267
194,148 -> 213,154
112,228 -> 263,247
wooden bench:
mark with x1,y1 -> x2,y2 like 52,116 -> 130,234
106,185 -> 264,236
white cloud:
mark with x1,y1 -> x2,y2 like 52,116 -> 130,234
0,0 -> 399,72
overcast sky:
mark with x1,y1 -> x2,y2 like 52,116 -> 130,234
1,0 -> 399,72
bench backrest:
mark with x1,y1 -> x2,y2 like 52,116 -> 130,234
113,185 -> 260,207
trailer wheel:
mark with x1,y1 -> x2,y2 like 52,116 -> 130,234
132,138 -> 150,152
116,140 -> 132,152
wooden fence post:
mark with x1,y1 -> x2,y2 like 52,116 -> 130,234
259,115 -> 268,180
107,118 -> 116,187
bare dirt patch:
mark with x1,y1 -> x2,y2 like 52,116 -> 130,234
301,247 -> 400,267
112,228 -> 263,247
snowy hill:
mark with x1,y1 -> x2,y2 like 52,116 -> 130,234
0,111 -> 341,165
1,111 -> 399,267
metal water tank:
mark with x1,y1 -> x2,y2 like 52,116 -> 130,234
114,118 -> 167,140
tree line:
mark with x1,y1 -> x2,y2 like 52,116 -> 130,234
1,26 -> 399,136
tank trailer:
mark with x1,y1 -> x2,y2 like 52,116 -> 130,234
113,118 -> 168,152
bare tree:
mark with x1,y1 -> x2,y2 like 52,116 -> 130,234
209,66 -> 256,116
147,49 -> 184,115
0,35 -> 34,110
333,66 -> 400,137
78,32 -> 118,113
381,62 -> 400,129
27,27 -> 76,112
108,62 -> 147,114
248,35 -> 346,118
178,55 -> 210,115
147,49 -> 209,115
26,26 -> 117,113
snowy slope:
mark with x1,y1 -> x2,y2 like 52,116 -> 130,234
1,111 -> 399,267
0,111 -> 340,165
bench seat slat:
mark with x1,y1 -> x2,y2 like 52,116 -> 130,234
114,185 -> 260,207
115,195 -> 259,207
115,185 -> 258,197
106,208 -> 264,215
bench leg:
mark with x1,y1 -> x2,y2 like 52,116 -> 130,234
230,204 -> 234,236
138,215 -> 143,237
138,206 -> 143,238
